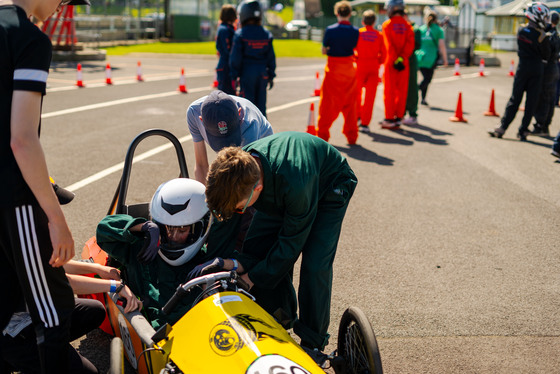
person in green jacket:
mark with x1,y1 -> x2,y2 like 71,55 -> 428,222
402,13 -> 422,126
199,132 -> 357,351
96,178 -> 237,329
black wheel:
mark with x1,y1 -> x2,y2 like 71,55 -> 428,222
337,307 -> 383,374
109,337 -> 124,374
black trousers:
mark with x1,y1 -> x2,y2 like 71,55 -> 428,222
500,61 -> 544,134
419,67 -> 435,101
534,67 -> 559,130
1,298 -> 105,374
0,205 -> 75,373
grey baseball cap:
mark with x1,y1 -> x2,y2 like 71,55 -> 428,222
201,90 -> 242,152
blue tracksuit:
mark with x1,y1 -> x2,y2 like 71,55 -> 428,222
216,23 -> 235,95
230,24 -> 276,117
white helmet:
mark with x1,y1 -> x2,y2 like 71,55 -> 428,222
526,2 -> 550,29
149,178 -> 211,266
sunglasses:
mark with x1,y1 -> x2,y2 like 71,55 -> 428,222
235,181 -> 258,214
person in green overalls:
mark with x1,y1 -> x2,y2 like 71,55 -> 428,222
96,178 -> 237,329
199,131 -> 357,352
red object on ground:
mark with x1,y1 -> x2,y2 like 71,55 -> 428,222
449,92 -> 468,122
509,60 -> 515,77
179,68 -> 188,93
479,58 -> 485,77
306,103 -> 317,135
105,63 -> 113,85
484,89 -> 499,117
137,61 -> 144,82
454,58 -> 461,76
313,71 -> 321,97
76,63 -> 84,87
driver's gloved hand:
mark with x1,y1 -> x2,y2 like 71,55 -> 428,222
268,78 -> 274,90
137,221 -> 160,264
187,257 -> 224,281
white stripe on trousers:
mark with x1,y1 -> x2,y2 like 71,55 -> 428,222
15,205 -> 59,328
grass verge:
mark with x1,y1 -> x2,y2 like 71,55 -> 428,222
104,39 -> 324,58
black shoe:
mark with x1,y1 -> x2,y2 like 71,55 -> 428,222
517,131 -> 530,141
421,99 -> 429,106
552,149 -> 560,159
301,346 -> 328,367
531,128 -> 550,137
488,127 -> 505,138
359,124 -> 371,133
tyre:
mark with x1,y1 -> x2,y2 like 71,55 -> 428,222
109,337 -> 124,374
337,307 -> 383,374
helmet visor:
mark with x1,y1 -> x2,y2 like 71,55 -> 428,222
165,225 -> 192,248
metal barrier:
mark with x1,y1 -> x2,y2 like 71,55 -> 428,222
73,15 -> 162,46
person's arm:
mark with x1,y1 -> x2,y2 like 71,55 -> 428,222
193,141 -> 210,185
229,33 -> 242,80
438,38 -> 448,66
96,214 -> 147,264
63,259 -> 121,280
66,274 -> 141,313
267,37 -> 276,81
11,91 -> 74,267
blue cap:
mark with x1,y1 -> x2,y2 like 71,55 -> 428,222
201,90 -> 242,152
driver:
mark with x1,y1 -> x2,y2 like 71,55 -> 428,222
96,178 -> 238,328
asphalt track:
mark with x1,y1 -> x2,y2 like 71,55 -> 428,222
40,51 -> 559,373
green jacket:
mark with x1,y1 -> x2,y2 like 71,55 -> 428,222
96,214 -> 211,329
237,132 -> 357,288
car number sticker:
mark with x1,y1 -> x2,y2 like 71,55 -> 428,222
118,313 -> 138,369
246,354 -> 311,374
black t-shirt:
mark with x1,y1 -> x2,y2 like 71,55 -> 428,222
0,5 -> 51,207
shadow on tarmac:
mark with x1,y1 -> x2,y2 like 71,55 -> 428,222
413,123 -> 453,136
490,136 -> 553,149
398,128 -> 449,146
334,144 -> 394,165
428,106 -> 469,114
367,131 -> 413,146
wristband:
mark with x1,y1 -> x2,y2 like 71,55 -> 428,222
116,281 -> 125,294
231,259 -> 238,271
110,280 -> 117,293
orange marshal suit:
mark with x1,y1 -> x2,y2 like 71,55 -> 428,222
381,16 -> 414,121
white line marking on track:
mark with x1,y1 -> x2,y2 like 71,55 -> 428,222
42,88 -> 210,118
63,95 -> 319,192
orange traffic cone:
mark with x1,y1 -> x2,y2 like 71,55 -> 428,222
76,63 -> 85,87
178,68 -> 188,93
312,72 -> 321,97
484,89 -> 499,117
449,92 -> 467,122
509,60 -> 515,77
306,103 -> 317,135
105,63 -> 113,85
136,61 -> 143,82
453,58 -> 461,76
479,58 -> 485,77
212,71 -> 218,88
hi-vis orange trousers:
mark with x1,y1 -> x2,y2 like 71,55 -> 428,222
383,61 -> 409,120
356,62 -> 380,126
317,56 -> 358,144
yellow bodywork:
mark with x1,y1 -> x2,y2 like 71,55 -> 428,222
156,291 -> 324,373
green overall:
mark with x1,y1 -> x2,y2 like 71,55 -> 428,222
235,132 -> 358,350
96,214 -> 221,329
406,25 -> 422,118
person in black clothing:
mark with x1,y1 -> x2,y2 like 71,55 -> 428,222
488,2 -> 551,141
215,4 -> 237,95
0,1 -> 89,373
532,10 -> 560,137
229,0 -> 276,117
